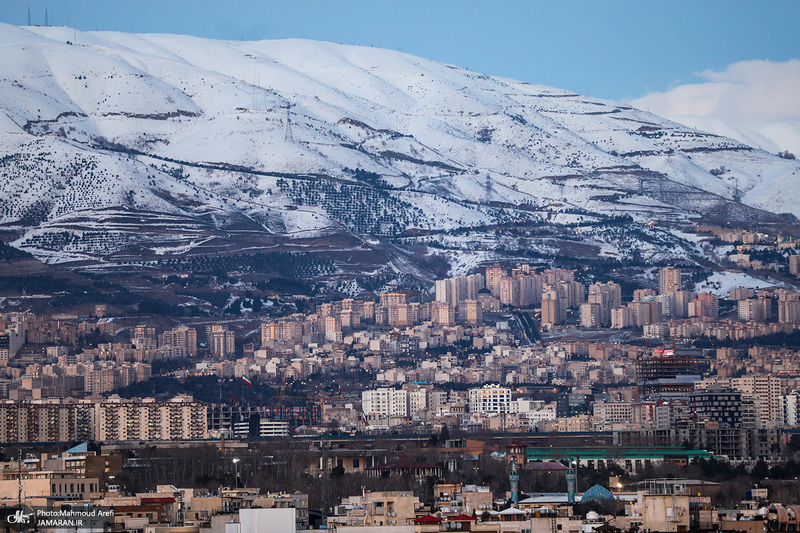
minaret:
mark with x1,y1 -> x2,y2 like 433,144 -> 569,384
566,458 -> 577,504
509,458 -> 519,507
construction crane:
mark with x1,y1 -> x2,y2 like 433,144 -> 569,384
276,361 -> 292,409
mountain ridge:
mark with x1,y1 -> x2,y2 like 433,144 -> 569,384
1,24 -> 798,289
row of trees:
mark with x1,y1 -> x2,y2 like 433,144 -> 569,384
87,436 -> 800,515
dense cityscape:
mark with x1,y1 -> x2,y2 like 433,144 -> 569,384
2,224 -> 800,532
2,5 -> 800,532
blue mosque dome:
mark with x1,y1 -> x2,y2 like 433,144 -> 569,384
581,484 -> 616,506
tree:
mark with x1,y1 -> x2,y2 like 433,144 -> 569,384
750,460 -> 769,480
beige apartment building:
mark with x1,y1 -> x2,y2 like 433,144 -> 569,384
0,398 -> 95,443
0,395 -> 208,443
328,490 -> 420,528
96,395 -> 207,441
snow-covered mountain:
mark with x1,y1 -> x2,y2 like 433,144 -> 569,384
1,24 -> 798,282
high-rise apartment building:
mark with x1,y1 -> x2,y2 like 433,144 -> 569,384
544,269 -> 575,284
380,293 -> 407,306
737,298 -> 772,322
735,374 -> 782,427
459,300 -> 483,327
659,267 -> 682,295
208,325 -> 236,356
790,255 -> 800,277
689,293 -> 719,319
779,299 -> 800,323
485,264 -> 507,297
435,274 -> 485,308
580,303 -> 602,328
261,320 -> 304,345
781,391 -> 800,426
362,388 -> 409,418
95,395 -> 207,441
0,399 -> 94,443
611,306 -> 632,329
541,291 -> 564,328
516,273 -> 543,307
160,326 -> 197,356
430,302 -> 455,327
587,282 -> 621,325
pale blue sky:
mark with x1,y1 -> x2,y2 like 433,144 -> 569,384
3,0 -> 799,101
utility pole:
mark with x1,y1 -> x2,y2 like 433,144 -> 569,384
18,448 -> 22,508
284,104 -> 294,143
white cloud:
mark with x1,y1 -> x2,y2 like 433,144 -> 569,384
631,59 -> 800,157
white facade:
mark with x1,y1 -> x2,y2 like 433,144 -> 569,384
408,389 -> 428,415
239,508 -> 296,533
259,420 -> 290,437
735,374 -> 782,426
521,404 -> 557,426
781,391 -> 800,426
362,388 -> 409,417
468,385 -> 511,414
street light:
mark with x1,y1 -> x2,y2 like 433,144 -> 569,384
233,458 -> 240,489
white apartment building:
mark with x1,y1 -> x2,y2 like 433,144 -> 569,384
735,374 -> 782,426
468,385 -> 511,414
781,391 -> 800,426
408,389 -> 428,416
435,274 -> 485,308
519,404 -> 557,427
259,420 -> 290,437
362,388 -> 409,417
